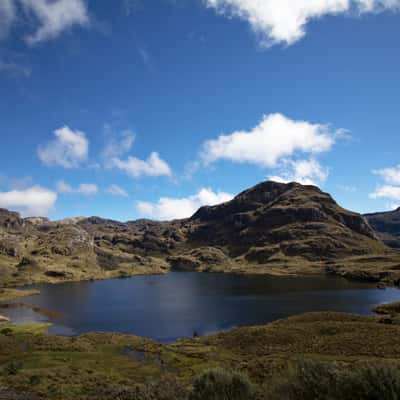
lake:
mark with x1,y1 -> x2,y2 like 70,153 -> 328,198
2,272 -> 400,342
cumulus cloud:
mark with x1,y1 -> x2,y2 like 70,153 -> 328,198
56,180 -> 98,196
107,184 -> 128,197
269,159 -> 329,186
38,126 -> 89,168
371,164 -> 400,202
110,152 -> 172,178
373,165 -> 400,185
205,0 -> 400,46
137,188 -> 234,220
201,113 -> 338,168
0,186 -> 57,216
370,185 -> 400,201
102,127 -> 171,179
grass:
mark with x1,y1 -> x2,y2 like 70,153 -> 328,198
374,302 -> 400,316
0,311 -> 400,399
0,288 -> 40,302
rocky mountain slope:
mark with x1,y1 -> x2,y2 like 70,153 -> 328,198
365,207 -> 400,249
1,181 -> 400,287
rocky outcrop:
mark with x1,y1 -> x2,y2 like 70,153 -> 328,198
188,182 -> 382,262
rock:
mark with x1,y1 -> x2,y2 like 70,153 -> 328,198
0,315 -> 10,323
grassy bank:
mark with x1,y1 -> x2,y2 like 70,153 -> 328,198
0,289 -> 40,302
1,310 -> 400,399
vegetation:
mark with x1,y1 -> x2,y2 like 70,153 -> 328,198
0,288 -> 40,302
374,301 -> 400,316
269,359 -> 400,400
189,368 -> 255,400
1,312 -> 400,399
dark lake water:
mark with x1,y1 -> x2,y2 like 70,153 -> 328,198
2,272 -> 400,342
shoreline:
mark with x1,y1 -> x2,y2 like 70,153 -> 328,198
3,265 -> 398,296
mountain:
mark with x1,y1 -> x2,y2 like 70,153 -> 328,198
1,181 -> 400,287
365,207 -> 400,249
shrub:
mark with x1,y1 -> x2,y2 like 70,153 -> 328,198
4,360 -> 23,375
86,374 -> 188,400
269,359 -> 338,400
269,359 -> 400,400
189,368 -> 255,400
338,364 -> 400,400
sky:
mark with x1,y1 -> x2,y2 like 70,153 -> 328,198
0,0 -> 400,221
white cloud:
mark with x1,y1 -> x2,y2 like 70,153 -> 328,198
110,152 -> 172,178
107,184 -> 128,197
38,126 -> 89,168
205,0 -> 400,46
269,158 -> 329,186
102,127 -> 171,179
102,128 -> 135,162
137,188 -> 234,220
387,203 -> 400,210
371,164 -> 400,202
0,0 -> 89,44
0,186 -> 57,216
370,185 -> 400,201
373,165 -> 400,185
56,180 -> 98,196
21,0 -> 90,45
201,113 -> 338,168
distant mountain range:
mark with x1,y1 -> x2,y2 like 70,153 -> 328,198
1,181 -> 400,287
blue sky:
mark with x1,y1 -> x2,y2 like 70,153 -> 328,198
0,0 -> 400,221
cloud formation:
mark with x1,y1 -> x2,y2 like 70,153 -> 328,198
370,185 -> 400,201
107,184 -> 128,197
269,159 -> 329,186
102,128 -> 135,162
0,0 -> 89,44
0,186 -> 57,216
56,180 -> 98,196
371,164 -> 400,202
110,152 -> 172,178
373,165 -> 400,185
205,0 -> 400,46
201,113 -> 338,168
137,188 -> 233,220
38,126 -> 89,168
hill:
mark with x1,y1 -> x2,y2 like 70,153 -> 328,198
365,207 -> 400,249
1,181 -> 400,287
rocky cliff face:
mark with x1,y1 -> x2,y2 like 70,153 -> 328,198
365,208 -> 400,249
189,182 -> 380,262
0,182 -> 399,286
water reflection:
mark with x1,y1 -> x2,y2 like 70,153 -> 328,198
3,272 -> 400,342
